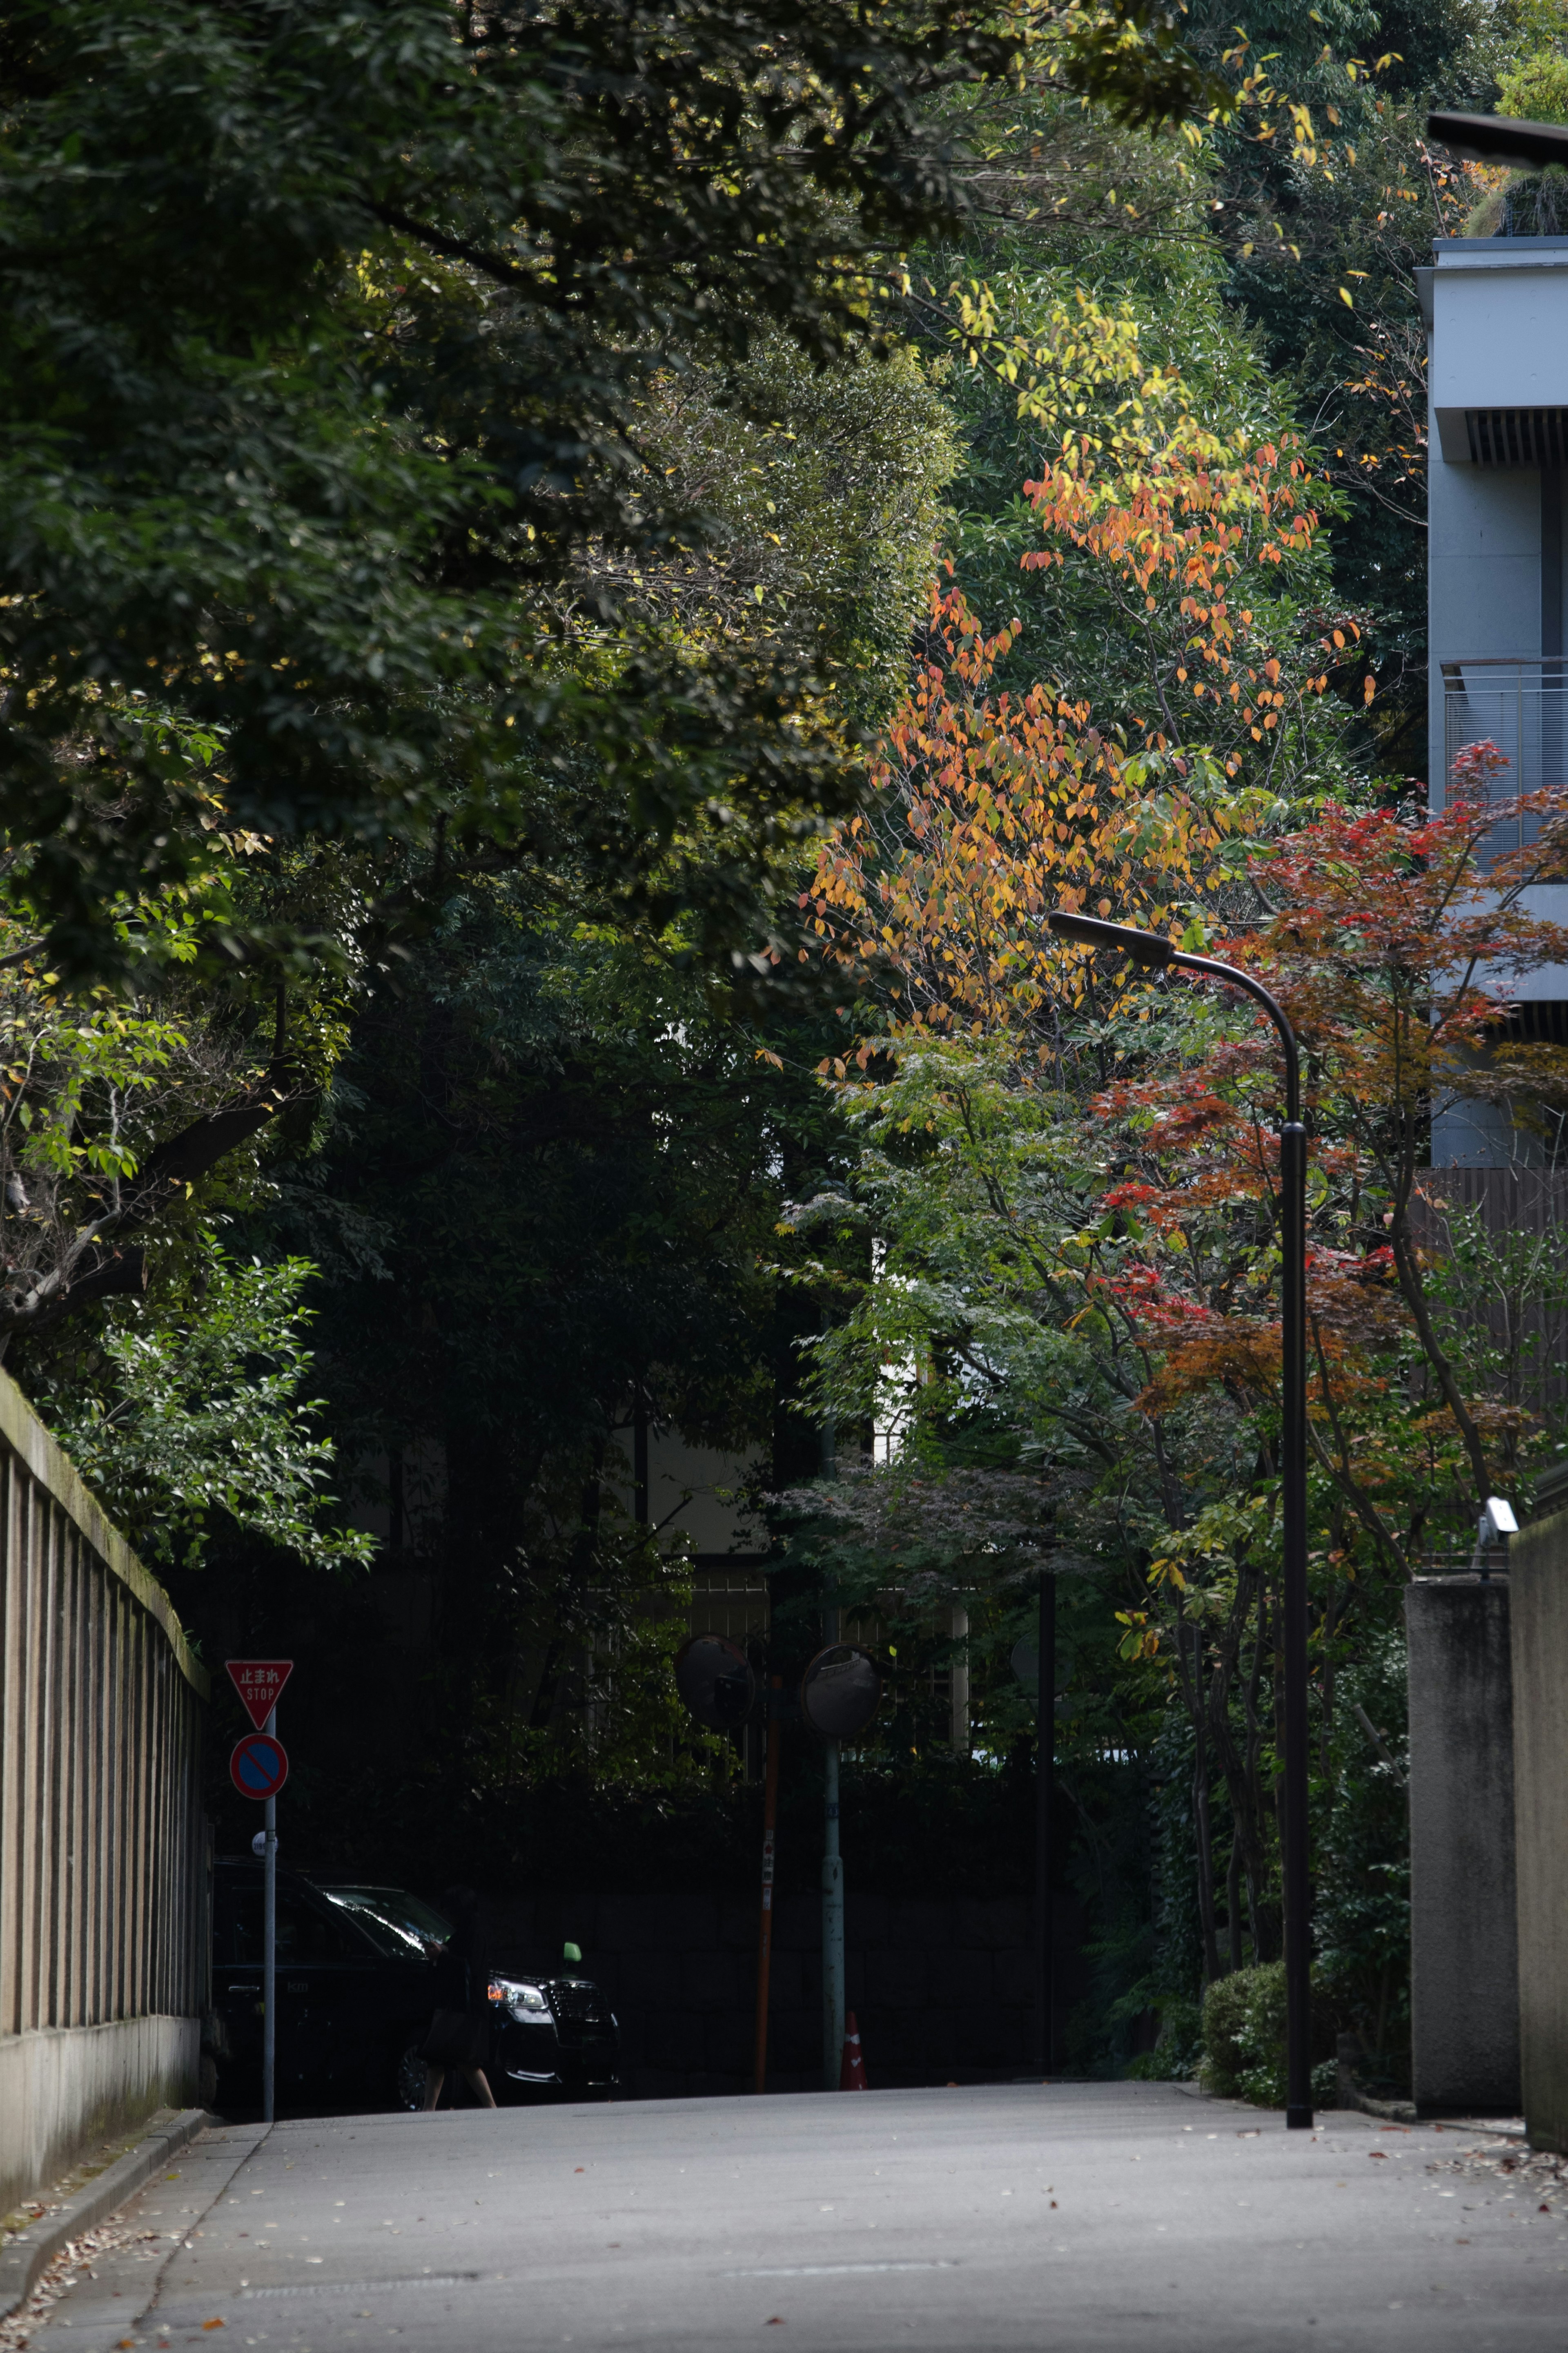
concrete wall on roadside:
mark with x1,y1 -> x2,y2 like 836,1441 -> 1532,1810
1507,1507 -> 1568,2152
1406,1578 -> 1521,2114
490,1890 -> 1086,2097
0,2017 -> 199,2215
0,1369 -> 208,2216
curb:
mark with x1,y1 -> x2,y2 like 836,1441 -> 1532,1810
0,2106 -> 212,2323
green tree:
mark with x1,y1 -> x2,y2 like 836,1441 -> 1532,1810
241,877 -> 844,1766
0,0 -> 1214,977
0,828 -> 360,1349
28,1245 -> 373,1572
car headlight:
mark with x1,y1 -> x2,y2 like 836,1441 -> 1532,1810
489,1976 -> 552,2023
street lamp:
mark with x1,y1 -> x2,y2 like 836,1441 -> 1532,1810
1426,109 -> 1568,171
1046,910 -> 1314,2130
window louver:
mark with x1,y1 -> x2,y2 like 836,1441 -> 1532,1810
1488,1000 -> 1568,1047
1466,409 -> 1568,466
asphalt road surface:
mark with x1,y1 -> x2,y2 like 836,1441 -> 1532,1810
29,2083 -> 1568,2353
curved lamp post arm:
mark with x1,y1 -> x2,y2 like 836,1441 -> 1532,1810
1169,951 -> 1302,1129
1043,910 -> 1301,1121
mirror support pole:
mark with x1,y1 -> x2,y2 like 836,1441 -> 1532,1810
822,1601 -> 845,2089
822,1740 -> 844,2088
753,1678 -> 782,2094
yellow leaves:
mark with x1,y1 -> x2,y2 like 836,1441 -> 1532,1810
1115,1610 -> 1160,1662
947,281 -> 1145,439
1339,286 -> 1354,308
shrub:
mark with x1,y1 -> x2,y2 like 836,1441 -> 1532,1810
1202,1963 -> 1287,2100
1201,1964 -> 1343,2105
1126,1996 -> 1204,2082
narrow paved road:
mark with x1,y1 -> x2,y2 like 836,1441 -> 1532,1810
31,2083 -> 1568,2352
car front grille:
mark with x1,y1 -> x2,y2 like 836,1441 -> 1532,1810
549,1978 -> 610,2029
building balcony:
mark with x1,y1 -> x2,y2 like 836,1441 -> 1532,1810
1441,657 -> 1568,859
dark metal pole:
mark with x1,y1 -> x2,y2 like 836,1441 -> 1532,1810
1033,1572 -> 1056,2074
822,1603 -> 844,2091
1278,1116 -> 1311,2126
1174,950 -> 1312,2131
263,1703 -> 277,2126
753,1677 -> 782,2094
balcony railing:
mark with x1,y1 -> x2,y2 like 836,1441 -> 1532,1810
1441,657 -> 1568,862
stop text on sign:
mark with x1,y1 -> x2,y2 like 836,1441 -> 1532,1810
225,1659 -> 295,1730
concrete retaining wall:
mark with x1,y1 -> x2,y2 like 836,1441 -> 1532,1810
0,2016 -> 200,2215
1406,1577 -> 1520,2114
1507,1506 -> 1568,2152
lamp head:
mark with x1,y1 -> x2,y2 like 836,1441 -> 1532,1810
1047,909 -> 1176,968
1480,1496 -> 1519,1544
1426,109 -> 1568,172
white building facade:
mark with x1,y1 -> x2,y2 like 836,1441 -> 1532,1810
1425,232 -> 1568,1164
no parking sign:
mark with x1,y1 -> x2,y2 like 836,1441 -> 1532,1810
229,1731 -> 289,1800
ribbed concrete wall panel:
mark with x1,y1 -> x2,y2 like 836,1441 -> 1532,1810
0,1370 -> 207,2210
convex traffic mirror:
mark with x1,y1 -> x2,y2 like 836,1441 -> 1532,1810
800,1644 -> 880,1740
673,1634 -> 757,1729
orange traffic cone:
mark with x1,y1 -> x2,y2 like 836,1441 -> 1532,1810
840,2012 -> 868,2091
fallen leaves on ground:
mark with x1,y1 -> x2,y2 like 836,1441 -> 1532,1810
0,2217 -> 161,2349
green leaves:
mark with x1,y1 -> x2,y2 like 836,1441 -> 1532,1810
29,1244 -> 374,1573
0,0 -> 1227,977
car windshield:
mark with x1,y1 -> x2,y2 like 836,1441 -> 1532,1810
318,1885 -> 452,1960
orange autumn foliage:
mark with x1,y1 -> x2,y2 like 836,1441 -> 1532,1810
804,581 -> 1236,1046
1021,422 -> 1339,780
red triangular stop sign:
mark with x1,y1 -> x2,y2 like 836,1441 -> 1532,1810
225,1659 -> 294,1730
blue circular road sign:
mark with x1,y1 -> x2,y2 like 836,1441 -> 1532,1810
229,1732 -> 289,1800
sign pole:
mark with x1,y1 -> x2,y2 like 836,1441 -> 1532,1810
224,1659 -> 293,2126
263,1702 -> 277,2125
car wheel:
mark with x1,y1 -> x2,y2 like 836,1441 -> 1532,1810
394,2041 -> 427,2111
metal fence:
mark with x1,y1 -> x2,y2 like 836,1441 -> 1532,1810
0,1367 -> 208,2157
1414,1166 -> 1568,1415
1441,656 -> 1568,862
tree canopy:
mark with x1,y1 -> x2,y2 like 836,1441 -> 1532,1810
0,0 -> 1219,977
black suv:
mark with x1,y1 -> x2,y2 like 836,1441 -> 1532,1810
210,1861 -> 619,2112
